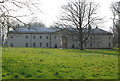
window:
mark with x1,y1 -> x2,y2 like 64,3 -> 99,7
54,36 -> 56,39
55,44 -> 57,48
72,44 -> 74,48
33,43 -> 36,47
33,36 -> 35,39
90,43 -> 92,47
109,36 -> 111,39
46,36 -> 48,39
40,36 -> 42,39
84,43 -> 87,47
46,43 -> 48,47
26,43 -> 28,47
40,43 -> 42,47
26,36 -> 28,39
97,43 -> 99,47
11,36 -> 13,39
109,43 -> 111,47
90,37 -> 92,39
10,43 -> 13,47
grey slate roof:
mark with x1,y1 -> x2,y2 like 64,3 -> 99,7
90,28 -> 112,35
9,27 -> 59,33
9,27 -> 112,35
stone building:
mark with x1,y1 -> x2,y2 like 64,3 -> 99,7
6,27 -> 113,49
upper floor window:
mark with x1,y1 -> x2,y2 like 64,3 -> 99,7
26,36 -> 28,39
109,36 -> 111,39
11,36 -> 13,39
54,36 -> 56,39
90,37 -> 92,39
40,36 -> 42,39
46,36 -> 48,39
33,36 -> 35,39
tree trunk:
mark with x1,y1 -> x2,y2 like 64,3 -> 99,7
118,29 -> 120,48
80,42 -> 84,50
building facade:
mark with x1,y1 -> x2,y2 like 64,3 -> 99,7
6,27 -> 113,49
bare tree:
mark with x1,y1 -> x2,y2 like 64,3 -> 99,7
56,0 -> 101,50
28,17 -> 46,27
111,1 -> 120,48
28,21 -> 46,28
0,0 -> 41,46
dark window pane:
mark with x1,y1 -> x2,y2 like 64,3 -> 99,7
26,36 -> 28,39
26,43 -> 28,47
11,36 -> 13,39
33,36 -> 35,39
33,43 -> 35,47
40,36 -> 42,39
46,43 -> 48,47
46,36 -> 48,39
90,43 -> 92,47
109,43 -> 111,47
11,43 -> 13,47
54,36 -> 56,39
40,43 -> 42,47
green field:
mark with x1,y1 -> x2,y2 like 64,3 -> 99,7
2,47 -> 118,79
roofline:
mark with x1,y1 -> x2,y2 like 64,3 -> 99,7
8,32 -> 113,35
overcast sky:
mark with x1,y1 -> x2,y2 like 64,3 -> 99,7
32,0 -> 119,31
6,0 -> 120,31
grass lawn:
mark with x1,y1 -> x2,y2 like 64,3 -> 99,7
2,47 -> 118,79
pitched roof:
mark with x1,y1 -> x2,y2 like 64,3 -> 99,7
9,27 -> 112,35
89,28 -> 113,35
9,27 -> 59,33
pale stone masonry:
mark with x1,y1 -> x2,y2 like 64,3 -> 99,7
6,27 -> 113,49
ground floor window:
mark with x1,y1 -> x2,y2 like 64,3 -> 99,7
90,43 -> 92,47
33,43 -> 36,47
97,43 -> 99,47
72,44 -> 74,48
109,43 -> 111,47
26,43 -> 28,47
46,43 -> 48,47
40,43 -> 42,47
10,43 -> 13,47
84,43 -> 87,47
54,44 -> 57,48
